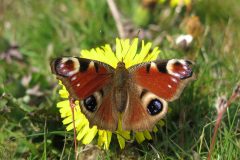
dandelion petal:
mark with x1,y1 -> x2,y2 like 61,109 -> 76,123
135,132 -> 145,144
82,126 -> 98,144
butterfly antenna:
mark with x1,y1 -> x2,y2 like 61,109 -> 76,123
118,38 -> 130,62
122,29 -> 142,62
122,39 -> 135,62
119,39 -> 125,62
115,54 -> 121,62
136,29 -> 141,37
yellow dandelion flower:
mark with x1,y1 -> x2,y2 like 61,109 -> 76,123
170,0 -> 191,7
56,38 -> 164,149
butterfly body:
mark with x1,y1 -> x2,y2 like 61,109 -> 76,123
112,62 -> 129,112
51,57 -> 194,131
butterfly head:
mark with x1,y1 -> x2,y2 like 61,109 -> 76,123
116,61 -> 126,69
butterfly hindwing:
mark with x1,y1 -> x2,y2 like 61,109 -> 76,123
122,85 -> 168,131
80,87 -> 119,130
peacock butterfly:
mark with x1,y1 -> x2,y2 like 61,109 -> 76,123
51,57 -> 194,131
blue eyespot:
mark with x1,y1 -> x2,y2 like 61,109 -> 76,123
83,95 -> 97,112
147,99 -> 163,116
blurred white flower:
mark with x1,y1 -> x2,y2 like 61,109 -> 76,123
175,34 -> 193,48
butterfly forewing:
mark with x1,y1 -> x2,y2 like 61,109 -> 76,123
129,59 -> 194,102
51,57 -> 114,99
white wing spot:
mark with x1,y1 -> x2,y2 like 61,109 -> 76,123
166,59 -> 184,78
71,76 -> 77,81
61,57 -> 80,76
171,77 -> 178,83
77,83 -> 80,87
168,84 -> 172,89
89,61 -> 95,67
151,62 -> 157,69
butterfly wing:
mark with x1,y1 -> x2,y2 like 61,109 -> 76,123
122,85 -> 168,131
51,57 -> 118,130
122,59 -> 194,131
51,57 -> 114,99
79,86 -> 119,130
129,59 -> 194,101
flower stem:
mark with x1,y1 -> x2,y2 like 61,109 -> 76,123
69,97 -> 78,160
207,84 -> 239,160
107,0 -> 126,38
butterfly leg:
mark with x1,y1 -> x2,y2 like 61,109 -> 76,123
69,97 -> 78,160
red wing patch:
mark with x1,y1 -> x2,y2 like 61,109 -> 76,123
51,57 -> 114,99
130,60 -> 194,101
